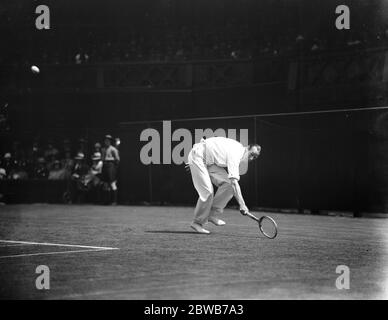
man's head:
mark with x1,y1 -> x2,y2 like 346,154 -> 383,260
104,135 -> 113,147
246,144 -> 261,161
92,152 -> 101,163
94,142 -> 101,150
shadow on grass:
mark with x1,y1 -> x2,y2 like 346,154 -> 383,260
145,230 -> 201,235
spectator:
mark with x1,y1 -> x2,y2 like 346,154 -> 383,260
101,134 -> 120,205
1,153 -> 14,178
75,50 -> 90,64
0,168 -> 6,180
93,142 -> 102,154
84,152 -> 104,203
9,160 -> 28,180
90,152 -> 103,178
48,160 -> 68,180
71,152 -> 90,203
71,152 -> 89,179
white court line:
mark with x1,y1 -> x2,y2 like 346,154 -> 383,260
0,248 -> 114,259
0,240 -> 118,250
0,243 -> 34,247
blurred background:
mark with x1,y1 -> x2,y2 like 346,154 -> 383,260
1,0 -> 388,214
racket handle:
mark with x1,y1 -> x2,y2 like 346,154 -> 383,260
240,209 -> 248,216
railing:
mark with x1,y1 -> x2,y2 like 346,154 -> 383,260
2,47 -> 388,95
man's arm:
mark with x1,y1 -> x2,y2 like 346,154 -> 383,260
113,147 -> 120,163
230,178 -> 248,213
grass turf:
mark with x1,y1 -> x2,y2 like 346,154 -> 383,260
0,204 -> 387,299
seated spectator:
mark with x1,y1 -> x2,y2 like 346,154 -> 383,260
33,157 -> 49,179
71,152 -> 90,203
0,168 -> 6,180
93,142 -> 102,154
48,160 -> 68,180
84,152 -> 104,203
1,153 -> 15,178
84,152 -> 103,186
9,160 -> 29,180
91,152 -> 103,175
71,152 -> 89,180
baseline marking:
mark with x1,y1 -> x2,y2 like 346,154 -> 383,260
0,240 -> 118,250
0,248 -> 114,259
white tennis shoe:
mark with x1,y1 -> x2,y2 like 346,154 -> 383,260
208,217 -> 226,226
191,222 -> 210,234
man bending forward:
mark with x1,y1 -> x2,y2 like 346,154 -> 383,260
187,136 -> 261,234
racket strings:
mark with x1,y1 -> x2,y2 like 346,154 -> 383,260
259,216 -> 278,239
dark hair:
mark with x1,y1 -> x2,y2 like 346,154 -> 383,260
248,144 -> 261,151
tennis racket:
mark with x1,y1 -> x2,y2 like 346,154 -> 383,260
240,210 -> 278,239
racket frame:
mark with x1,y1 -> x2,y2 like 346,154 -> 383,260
240,210 -> 278,239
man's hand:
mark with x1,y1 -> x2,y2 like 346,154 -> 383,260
239,205 -> 249,215
185,163 -> 190,172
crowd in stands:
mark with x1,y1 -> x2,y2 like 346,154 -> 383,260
4,23 -> 388,67
0,136 -> 120,204
2,0 -> 388,66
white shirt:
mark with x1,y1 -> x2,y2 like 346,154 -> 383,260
204,137 -> 246,181
103,146 -> 120,162
91,160 -> 103,175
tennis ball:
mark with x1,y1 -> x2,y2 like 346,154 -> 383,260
31,65 -> 40,74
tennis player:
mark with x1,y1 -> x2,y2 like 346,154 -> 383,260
187,136 -> 261,234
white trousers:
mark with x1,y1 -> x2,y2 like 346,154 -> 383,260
187,142 -> 234,225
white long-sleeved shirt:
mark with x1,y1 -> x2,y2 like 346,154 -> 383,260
204,137 -> 246,181
103,146 -> 120,162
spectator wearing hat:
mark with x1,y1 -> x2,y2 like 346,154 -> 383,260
91,152 -> 103,177
48,160 -> 68,180
84,152 -> 103,186
0,168 -> 7,180
101,134 -> 120,205
71,152 -> 89,180
84,152 -> 104,203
